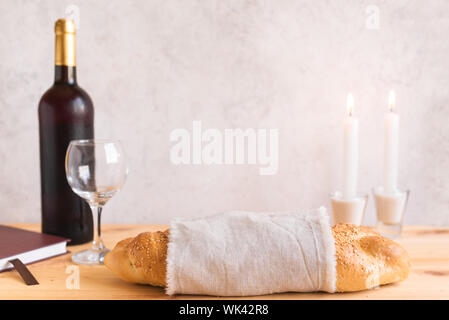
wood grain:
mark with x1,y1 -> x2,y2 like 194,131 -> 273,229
1,224 -> 448,300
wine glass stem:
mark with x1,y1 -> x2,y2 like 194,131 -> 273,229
90,204 -> 105,251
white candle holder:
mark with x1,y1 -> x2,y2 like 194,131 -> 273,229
373,187 -> 410,238
329,191 -> 368,226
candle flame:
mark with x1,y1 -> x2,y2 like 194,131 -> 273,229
389,90 -> 396,112
347,93 -> 354,116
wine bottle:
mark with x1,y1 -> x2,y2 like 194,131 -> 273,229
38,19 -> 94,245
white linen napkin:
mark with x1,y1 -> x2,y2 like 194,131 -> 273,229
166,207 -> 336,296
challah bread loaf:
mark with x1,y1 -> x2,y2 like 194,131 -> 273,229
104,224 -> 410,292
104,230 -> 169,287
332,224 -> 410,291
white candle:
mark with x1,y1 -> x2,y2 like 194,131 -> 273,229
342,93 -> 358,200
384,90 -> 399,194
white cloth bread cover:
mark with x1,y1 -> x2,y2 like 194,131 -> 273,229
166,207 -> 337,296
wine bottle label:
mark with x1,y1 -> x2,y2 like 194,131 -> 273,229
55,19 -> 76,66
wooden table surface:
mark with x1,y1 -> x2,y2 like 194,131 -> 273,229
1,224 -> 449,300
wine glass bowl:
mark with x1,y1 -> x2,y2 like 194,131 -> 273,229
65,139 -> 128,265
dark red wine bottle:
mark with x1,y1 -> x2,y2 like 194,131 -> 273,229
38,19 -> 94,245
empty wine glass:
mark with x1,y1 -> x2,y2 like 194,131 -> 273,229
65,139 -> 128,265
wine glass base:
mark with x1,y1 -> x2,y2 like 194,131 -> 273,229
71,248 -> 110,265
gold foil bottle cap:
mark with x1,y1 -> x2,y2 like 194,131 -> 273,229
54,18 -> 76,66
55,19 -> 76,35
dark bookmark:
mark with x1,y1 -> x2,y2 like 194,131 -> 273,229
8,259 -> 39,285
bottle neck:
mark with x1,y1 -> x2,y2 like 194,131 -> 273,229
54,65 -> 77,85
54,19 -> 76,85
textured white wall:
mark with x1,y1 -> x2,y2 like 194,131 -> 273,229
1,0 -> 448,225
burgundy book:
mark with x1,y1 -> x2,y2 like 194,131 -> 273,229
0,225 -> 69,272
